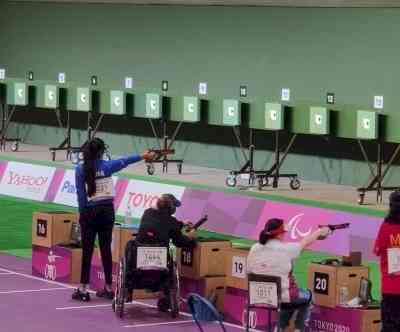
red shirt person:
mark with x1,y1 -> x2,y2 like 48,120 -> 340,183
374,190 -> 400,332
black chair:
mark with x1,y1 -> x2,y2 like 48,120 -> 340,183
246,273 -> 307,332
246,273 -> 282,332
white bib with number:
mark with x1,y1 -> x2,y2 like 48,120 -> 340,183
249,281 -> 278,307
88,177 -> 114,201
388,247 -> 400,274
137,247 -> 168,270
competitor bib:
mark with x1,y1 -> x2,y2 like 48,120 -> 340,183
88,176 -> 114,201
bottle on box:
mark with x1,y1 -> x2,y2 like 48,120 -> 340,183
339,286 -> 349,305
125,205 -> 133,225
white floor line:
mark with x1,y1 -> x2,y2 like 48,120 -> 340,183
123,320 -> 194,328
0,272 -> 13,275
0,287 -> 68,294
56,302 -> 140,310
0,267 -> 94,293
0,266 -> 261,332
56,304 -> 111,310
129,300 -> 262,332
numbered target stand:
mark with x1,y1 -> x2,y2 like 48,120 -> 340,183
355,110 -> 400,204
179,276 -> 226,313
45,85 -> 79,161
49,86 -> 93,162
227,102 -> 300,191
307,263 -> 369,308
224,99 -> 268,189
177,239 -> 230,314
31,211 -> 82,284
177,239 -> 231,279
257,103 -> 300,191
143,93 -> 184,176
0,81 -> 27,152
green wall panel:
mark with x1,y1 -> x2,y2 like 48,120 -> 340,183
7,122 -> 400,188
8,82 -> 28,106
1,3 -> 400,140
357,110 -> 378,140
75,87 -> 91,112
264,102 -> 284,131
309,106 -> 329,135
3,2 -> 400,186
145,93 -> 162,119
107,90 -> 125,115
44,85 -> 59,109
222,99 -> 240,126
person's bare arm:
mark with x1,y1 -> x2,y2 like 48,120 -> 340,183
299,227 -> 331,249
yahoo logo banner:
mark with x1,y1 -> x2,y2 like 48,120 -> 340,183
0,162 -> 56,201
7,171 -> 48,187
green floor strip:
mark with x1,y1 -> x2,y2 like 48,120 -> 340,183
0,248 -> 32,258
0,194 -> 76,251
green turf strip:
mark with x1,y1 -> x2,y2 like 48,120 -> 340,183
0,195 -> 381,299
0,248 -> 32,258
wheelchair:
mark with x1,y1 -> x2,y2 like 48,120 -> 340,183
112,239 -> 180,319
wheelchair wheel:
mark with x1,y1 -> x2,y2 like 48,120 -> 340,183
169,262 -> 180,318
147,163 -> 155,175
11,141 -> 19,152
289,177 -> 301,190
114,256 -> 126,318
225,175 -> 237,188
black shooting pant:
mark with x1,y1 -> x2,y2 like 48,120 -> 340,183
79,203 -> 115,285
382,294 -> 400,332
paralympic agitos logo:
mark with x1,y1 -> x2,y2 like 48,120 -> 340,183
287,213 -> 313,240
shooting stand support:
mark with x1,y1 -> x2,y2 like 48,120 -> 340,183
0,103 -> 20,152
357,140 -> 400,205
226,129 -> 301,190
146,118 -> 183,175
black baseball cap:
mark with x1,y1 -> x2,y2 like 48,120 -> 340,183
161,193 -> 181,207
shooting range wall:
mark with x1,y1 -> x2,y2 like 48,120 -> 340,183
1,2 -> 400,186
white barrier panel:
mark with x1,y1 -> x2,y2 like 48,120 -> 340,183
0,162 -> 56,201
116,179 -> 185,218
53,169 -> 118,208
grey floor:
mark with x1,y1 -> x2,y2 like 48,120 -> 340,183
0,143 -> 391,210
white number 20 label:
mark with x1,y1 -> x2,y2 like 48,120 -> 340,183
314,272 -> 329,295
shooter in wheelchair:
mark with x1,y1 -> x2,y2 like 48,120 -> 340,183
113,194 -> 197,318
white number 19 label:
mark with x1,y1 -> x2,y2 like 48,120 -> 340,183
232,256 -> 247,278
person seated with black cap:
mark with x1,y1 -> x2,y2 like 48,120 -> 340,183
135,193 -> 197,247
126,194 -> 196,310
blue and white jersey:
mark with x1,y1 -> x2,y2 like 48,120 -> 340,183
75,154 -> 141,212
